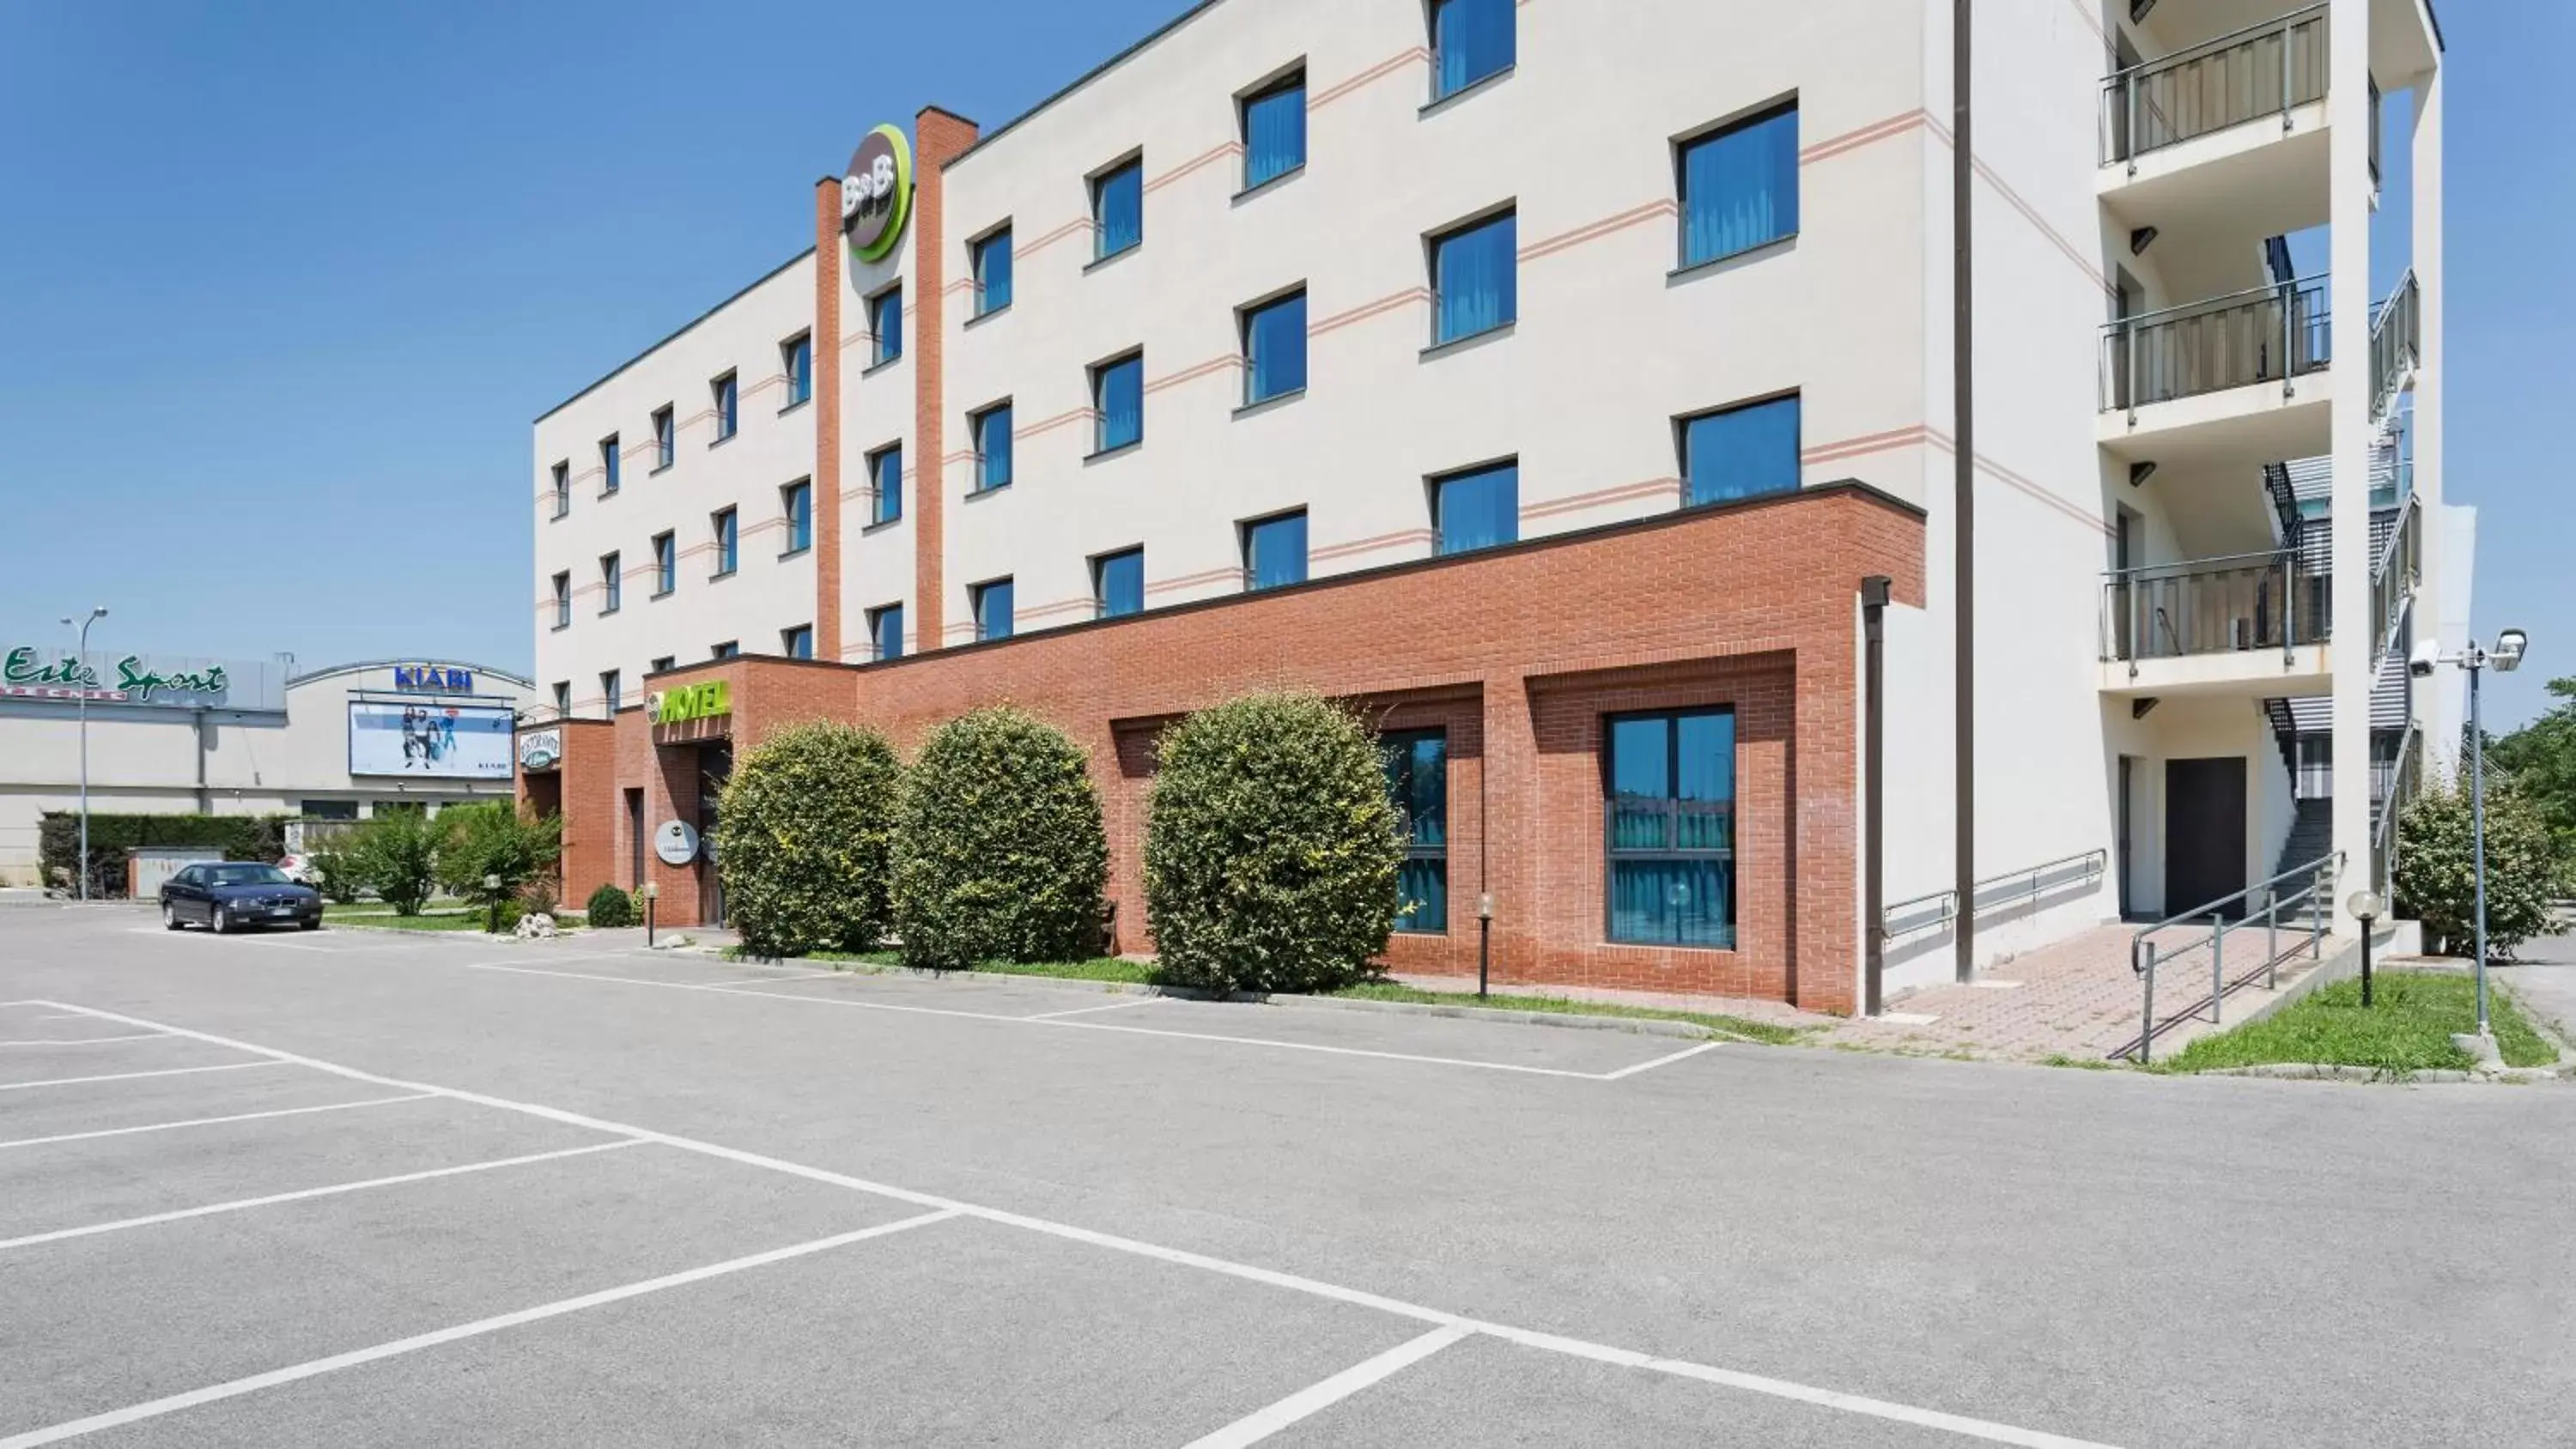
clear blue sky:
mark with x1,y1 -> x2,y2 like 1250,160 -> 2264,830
0,1 -> 2565,724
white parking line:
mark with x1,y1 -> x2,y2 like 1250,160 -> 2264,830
1180,1325 -> 1473,1447
0,1093 -> 440,1152
26,1001 -> 2122,1449
0,1138 -> 645,1252
0,1209 -> 962,1449
0,1034 -> 169,1047
124,928 -> 336,954
1595,1040 -> 1727,1080
0,1061 -> 287,1094
1022,997 -> 1165,1020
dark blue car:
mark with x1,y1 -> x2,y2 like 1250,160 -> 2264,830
160,862 -> 323,933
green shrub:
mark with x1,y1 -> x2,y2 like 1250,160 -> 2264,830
1143,693 -> 1404,994
713,721 -> 902,957
2393,779 -> 2559,958
308,838 -> 365,904
40,812 -> 289,896
584,882 -> 637,929
894,707 -> 1109,973
520,880 -> 560,919
435,803 -> 562,913
344,809 -> 442,916
490,898 -> 528,934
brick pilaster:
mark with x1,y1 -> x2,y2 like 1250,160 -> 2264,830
811,179 -> 845,662
909,106 -> 980,651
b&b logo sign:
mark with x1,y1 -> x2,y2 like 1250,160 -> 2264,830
841,124 -> 914,265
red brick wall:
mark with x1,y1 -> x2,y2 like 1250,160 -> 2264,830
909,107 -> 981,652
519,718 -> 617,909
811,179 -> 844,661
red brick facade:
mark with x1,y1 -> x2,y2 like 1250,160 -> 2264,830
525,485 -> 1923,1014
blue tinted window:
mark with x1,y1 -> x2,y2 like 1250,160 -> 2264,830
1093,161 -> 1142,258
784,483 -> 811,552
1431,0 -> 1514,100
1096,548 -> 1144,619
975,579 -> 1014,641
654,409 -> 674,468
784,336 -> 811,406
1436,462 -> 1518,555
1382,730 -> 1449,933
975,405 -> 1012,491
714,509 -> 737,574
654,534 -> 675,593
554,573 -> 570,627
1245,512 -> 1308,591
1244,292 -> 1307,404
871,604 -> 903,662
1243,76 -> 1306,189
1606,709 -> 1736,948
713,375 -> 737,440
783,626 -> 814,660
1432,213 -> 1516,345
1683,395 -> 1801,506
1095,355 -> 1143,452
600,436 -> 620,493
1680,105 -> 1799,268
601,553 -> 621,612
872,447 -> 902,526
871,288 -> 902,366
974,229 -> 1013,315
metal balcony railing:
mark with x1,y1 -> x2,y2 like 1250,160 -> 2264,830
2102,551 -> 2327,665
2101,276 -> 2329,412
2371,494 -> 2421,658
2371,270 -> 2421,420
2101,5 -> 2330,167
2372,723 -> 2421,897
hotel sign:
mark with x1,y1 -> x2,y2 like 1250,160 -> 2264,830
841,124 -> 914,265
649,682 -> 732,726
1,646 -> 228,705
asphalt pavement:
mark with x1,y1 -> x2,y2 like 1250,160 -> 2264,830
2,906 -> 2571,1446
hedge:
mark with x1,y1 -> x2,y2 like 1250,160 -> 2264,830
584,882 -> 637,929
713,721 -> 902,957
893,707 -> 1109,973
1143,693 -> 1404,993
39,813 -> 289,896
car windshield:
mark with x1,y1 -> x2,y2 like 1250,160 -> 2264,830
206,865 -> 291,887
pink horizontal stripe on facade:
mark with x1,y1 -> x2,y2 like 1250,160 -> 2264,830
1309,288 -> 1428,338
1145,567 -> 1243,596
1518,200 -> 1677,264
1309,48 -> 1428,110
1310,529 -> 1435,563
1145,142 -> 1242,194
1521,477 -> 1681,521
1017,407 -> 1096,439
1143,355 -> 1243,395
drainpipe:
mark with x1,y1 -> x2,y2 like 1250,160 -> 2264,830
195,709 -> 210,814
1952,0 -> 1978,984
1862,577 -> 1892,1016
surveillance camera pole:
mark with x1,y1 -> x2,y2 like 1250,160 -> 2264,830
2469,645 -> 2488,1037
64,607 -> 107,901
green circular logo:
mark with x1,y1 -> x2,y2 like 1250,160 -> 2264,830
841,124 -> 914,265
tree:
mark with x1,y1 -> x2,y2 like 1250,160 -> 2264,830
893,707 -> 1109,973
2392,779 -> 2558,959
713,721 -> 902,958
2488,674 -> 2576,874
1144,693 -> 1404,994
435,803 -> 563,929
343,808 -> 442,917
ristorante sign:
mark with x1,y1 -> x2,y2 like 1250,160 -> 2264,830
1,646 -> 228,704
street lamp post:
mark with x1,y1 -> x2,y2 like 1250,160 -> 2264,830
2418,627 -> 2530,1038
60,607 -> 108,900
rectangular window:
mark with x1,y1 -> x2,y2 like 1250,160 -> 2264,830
1094,547 -> 1145,619
870,445 -> 904,525
1605,708 -> 1737,949
650,655 -> 675,675
1434,461 -> 1519,555
1241,71 -> 1307,190
552,572 -> 571,629
1092,158 -> 1142,258
711,373 -> 738,442
626,788 -> 645,884
972,228 -> 1013,315
710,640 -> 739,660
1092,353 -> 1143,453
1681,394 -> 1801,506
601,670 -> 623,715
782,625 -> 815,660
1431,211 -> 1516,345
550,461 -> 569,518
712,507 -> 738,575
1382,730 -> 1449,933
1242,290 -> 1308,405
973,578 -> 1015,642
653,405 -> 675,469
1679,103 -> 1800,268
1243,511 -> 1309,591
869,603 -> 904,662
551,681 -> 571,716
599,435 -> 620,494
782,481 -> 812,554
1431,0 -> 1514,100
870,287 -> 902,366
599,553 -> 622,614
652,531 -> 676,595
301,798 -> 361,821
782,333 -> 812,407
972,403 -> 1013,492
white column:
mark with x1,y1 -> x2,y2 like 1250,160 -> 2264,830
2327,0 -> 2373,927
2411,66 -> 2448,777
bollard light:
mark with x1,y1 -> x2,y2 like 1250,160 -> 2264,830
1476,894 -> 1495,999
2347,890 -> 2382,1008
641,882 -> 660,948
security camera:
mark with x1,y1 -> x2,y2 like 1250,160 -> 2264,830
2409,640 -> 2443,678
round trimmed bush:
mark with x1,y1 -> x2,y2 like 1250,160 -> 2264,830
584,882 -> 636,929
1144,693 -> 1404,994
713,721 -> 902,957
893,707 -> 1109,973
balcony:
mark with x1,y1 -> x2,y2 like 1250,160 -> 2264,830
2101,551 -> 2330,696
2098,277 -> 2330,463
2100,5 -> 2328,169
2098,7 -> 2334,247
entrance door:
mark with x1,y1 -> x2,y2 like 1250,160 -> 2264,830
624,788 -> 646,889
2164,758 -> 2247,920
696,742 -> 732,928
2117,755 -> 2138,919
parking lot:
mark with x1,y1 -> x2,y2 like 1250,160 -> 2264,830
3,909 -> 2572,1446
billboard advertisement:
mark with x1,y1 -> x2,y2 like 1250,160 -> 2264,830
348,701 -> 515,779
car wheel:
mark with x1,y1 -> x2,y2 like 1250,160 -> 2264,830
210,906 -> 232,935
162,902 -> 184,931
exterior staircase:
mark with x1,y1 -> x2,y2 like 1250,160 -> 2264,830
2273,797 -> 2334,882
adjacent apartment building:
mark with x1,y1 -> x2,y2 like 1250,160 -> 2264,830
525,0 -> 2463,1016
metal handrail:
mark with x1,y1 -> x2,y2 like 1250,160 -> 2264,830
2370,270 -> 2421,419
2128,851 -> 2341,1063
2102,3 -> 2329,84
2101,276 -> 2320,333
2372,724 -> 2421,897
1884,849 -> 2107,938
2100,276 -> 2330,412
2100,550 -> 2319,664
2100,5 -> 2330,166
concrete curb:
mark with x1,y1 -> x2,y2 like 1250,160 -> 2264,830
2202,1062 -> 2569,1085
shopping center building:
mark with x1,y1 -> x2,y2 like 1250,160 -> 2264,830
525,0 -> 2465,1014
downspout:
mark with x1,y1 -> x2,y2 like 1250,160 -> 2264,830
1952,0 -> 1978,984
1862,576 -> 1892,1016
195,710 -> 210,813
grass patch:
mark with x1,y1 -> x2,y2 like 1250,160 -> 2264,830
2160,970 -> 2559,1076
1327,980 -> 1808,1044
775,949 -> 1157,985
322,908 -> 493,934
2039,1052 -> 2119,1071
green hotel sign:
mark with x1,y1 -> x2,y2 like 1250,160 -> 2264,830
650,681 -> 732,726
2,646 -> 228,703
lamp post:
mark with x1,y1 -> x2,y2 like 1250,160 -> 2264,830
1476,893 -> 1494,999
483,873 -> 504,936
59,607 -> 107,900
2419,627 -> 2530,1038
2346,889 -> 2382,1007
641,881 -> 659,949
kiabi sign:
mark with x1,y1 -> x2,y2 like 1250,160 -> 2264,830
394,664 -> 475,693
649,682 -> 732,726
1,646 -> 228,704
